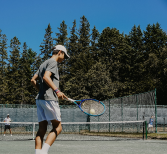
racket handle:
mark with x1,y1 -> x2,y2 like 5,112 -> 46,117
65,98 -> 75,102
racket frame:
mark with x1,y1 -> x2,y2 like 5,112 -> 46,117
67,98 -> 105,116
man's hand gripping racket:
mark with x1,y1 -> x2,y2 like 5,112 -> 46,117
66,98 -> 105,116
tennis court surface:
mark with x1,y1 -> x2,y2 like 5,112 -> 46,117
0,121 -> 166,153
0,139 -> 167,154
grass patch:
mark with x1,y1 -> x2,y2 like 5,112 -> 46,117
80,131 -> 167,140
81,132 -> 143,139
147,133 -> 167,140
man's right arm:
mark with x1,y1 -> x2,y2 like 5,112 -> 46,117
43,71 -> 68,100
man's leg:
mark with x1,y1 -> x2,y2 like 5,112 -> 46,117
35,120 -> 48,149
45,120 -> 62,145
151,126 -> 153,132
4,128 -> 6,136
4,125 -> 7,136
41,120 -> 62,154
9,128 -> 12,136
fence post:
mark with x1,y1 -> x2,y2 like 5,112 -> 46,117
109,100 -> 110,132
1,105 -> 3,135
121,98 -> 123,121
155,88 -> 157,133
144,121 -> 147,140
1,104 -> 3,122
121,98 -> 123,132
33,123 -> 35,140
33,105 -> 34,122
163,117 -> 165,132
136,95 -> 138,121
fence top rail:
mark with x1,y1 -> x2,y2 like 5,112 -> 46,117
0,121 -> 146,125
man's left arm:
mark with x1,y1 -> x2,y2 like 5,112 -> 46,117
31,74 -> 40,91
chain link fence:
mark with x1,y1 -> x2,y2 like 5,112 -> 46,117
1,89 -> 166,133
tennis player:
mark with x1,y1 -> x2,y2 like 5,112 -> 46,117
31,45 -> 70,154
3,114 -> 12,136
147,115 -> 154,133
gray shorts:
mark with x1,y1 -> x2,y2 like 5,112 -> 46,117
148,124 -> 153,128
36,99 -> 61,124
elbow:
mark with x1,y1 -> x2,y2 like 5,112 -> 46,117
31,78 -> 35,84
43,75 -> 50,83
43,75 -> 47,82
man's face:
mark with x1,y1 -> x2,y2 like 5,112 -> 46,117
58,51 -> 65,62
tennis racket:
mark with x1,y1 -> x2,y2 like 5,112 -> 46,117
66,98 -> 105,116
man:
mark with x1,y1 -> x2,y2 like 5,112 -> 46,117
147,115 -> 154,133
31,45 -> 69,154
4,114 -> 12,136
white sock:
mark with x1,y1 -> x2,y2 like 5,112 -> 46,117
35,149 -> 41,154
41,143 -> 50,154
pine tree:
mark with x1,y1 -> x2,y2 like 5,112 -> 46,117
98,27 -> 132,97
90,26 -> 100,62
143,23 -> 167,91
76,15 -> 92,73
54,21 -> 69,95
126,25 -> 145,93
27,48 -> 39,104
19,42 -> 38,104
74,16 -> 92,98
64,16 -> 93,100
19,42 -> 28,104
0,30 -> 8,103
40,23 -> 53,62
67,20 -> 78,77
7,37 -> 21,104
86,61 -> 118,100
78,16 -> 91,50
54,20 -> 68,46
143,23 -> 167,104
161,46 -> 167,105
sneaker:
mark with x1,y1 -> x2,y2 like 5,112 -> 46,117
11,134 -> 12,136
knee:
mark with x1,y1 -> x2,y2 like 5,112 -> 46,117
37,128 -> 47,136
59,125 -> 62,133
54,124 -> 62,134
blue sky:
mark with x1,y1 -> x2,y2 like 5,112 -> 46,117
1,0 -> 167,55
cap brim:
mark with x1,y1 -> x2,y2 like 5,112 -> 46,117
64,53 -> 70,59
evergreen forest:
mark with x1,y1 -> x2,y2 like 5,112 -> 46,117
0,16 -> 167,105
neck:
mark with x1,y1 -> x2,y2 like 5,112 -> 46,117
51,55 -> 58,62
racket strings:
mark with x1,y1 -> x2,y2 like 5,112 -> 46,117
81,100 -> 104,115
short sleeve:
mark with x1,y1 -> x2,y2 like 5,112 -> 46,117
35,69 -> 39,75
46,60 -> 57,74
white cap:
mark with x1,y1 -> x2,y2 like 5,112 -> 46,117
7,114 -> 9,116
54,45 -> 70,59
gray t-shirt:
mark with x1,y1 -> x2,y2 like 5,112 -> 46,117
35,58 -> 59,101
